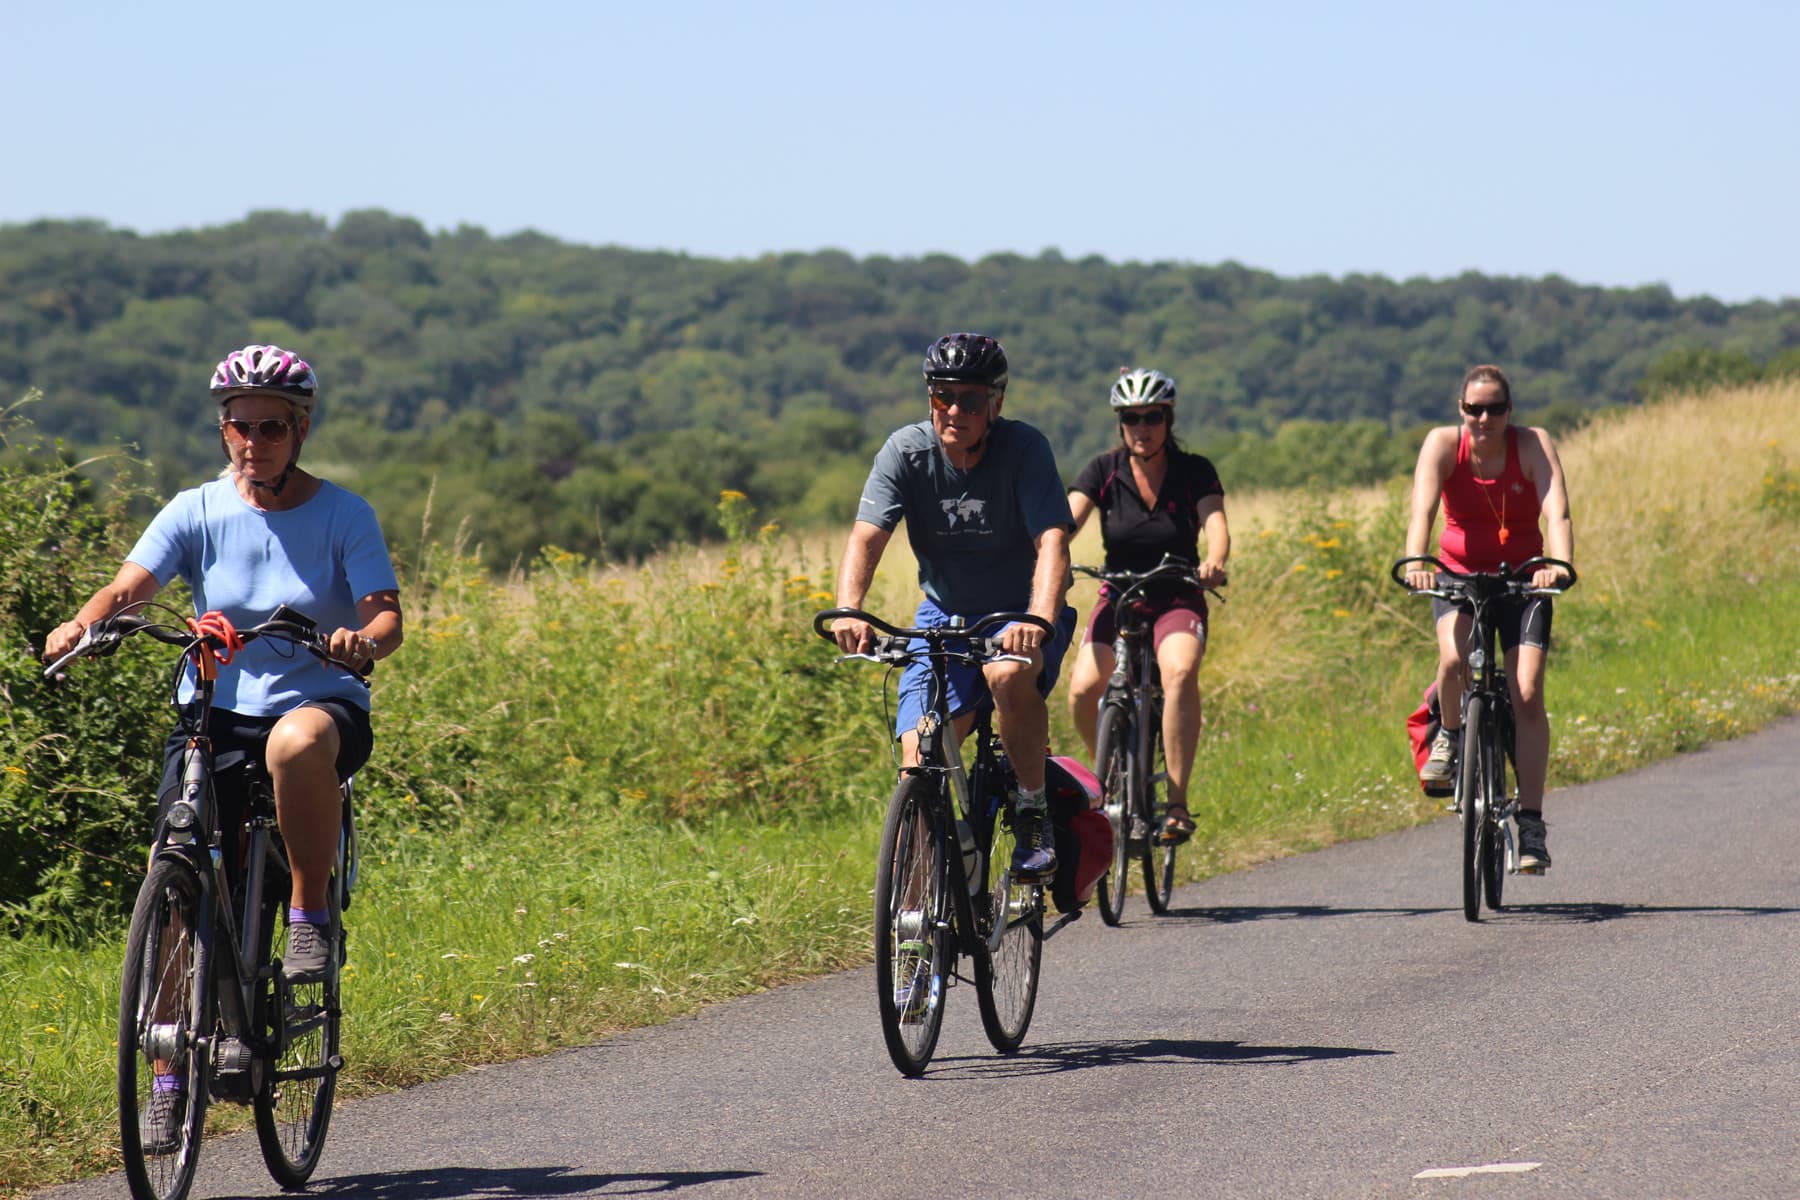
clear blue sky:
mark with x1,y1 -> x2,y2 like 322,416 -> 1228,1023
5,0 -> 1795,302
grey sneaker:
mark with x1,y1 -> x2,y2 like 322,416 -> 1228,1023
140,1085 -> 185,1155
1010,807 -> 1058,878
1515,814 -> 1551,873
283,920 -> 333,983
1420,728 -> 1456,783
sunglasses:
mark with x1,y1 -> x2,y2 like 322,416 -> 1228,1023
928,386 -> 992,414
1118,409 -> 1169,427
1460,402 -> 1510,419
220,418 -> 295,443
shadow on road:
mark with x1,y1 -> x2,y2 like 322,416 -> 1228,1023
1489,901 -> 1800,924
931,1037 -> 1392,1079
210,1165 -> 762,1199
1153,903 -> 1454,923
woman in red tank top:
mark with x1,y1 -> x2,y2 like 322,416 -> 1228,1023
1402,365 -> 1574,871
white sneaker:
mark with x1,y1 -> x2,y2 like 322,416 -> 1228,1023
1420,728 -> 1456,783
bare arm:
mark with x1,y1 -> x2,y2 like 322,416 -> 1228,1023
1196,494 -> 1230,586
1403,428 -> 1455,587
43,563 -> 161,660
831,521 -> 892,653
1001,524 -> 1071,656
1067,489 -> 1095,536
1524,427 -> 1574,586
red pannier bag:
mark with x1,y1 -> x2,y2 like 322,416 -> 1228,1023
1407,682 -> 1454,797
1046,755 -> 1113,913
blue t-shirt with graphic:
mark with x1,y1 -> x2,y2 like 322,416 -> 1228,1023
857,418 -> 1074,615
127,478 -> 399,714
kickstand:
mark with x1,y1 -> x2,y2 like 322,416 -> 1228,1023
1043,910 -> 1083,940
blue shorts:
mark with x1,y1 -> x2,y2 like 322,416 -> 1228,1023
894,598 -> 1078,739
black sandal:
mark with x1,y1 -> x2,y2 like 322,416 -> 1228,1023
1158,807 -> 1196,845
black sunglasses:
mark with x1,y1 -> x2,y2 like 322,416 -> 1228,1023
928,386 -> 992,414
220,418 -> 295,443
1118,409 -> 1168,427
1460,402 -> 1510,419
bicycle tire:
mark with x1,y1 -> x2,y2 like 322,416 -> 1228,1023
1092,703 -> 1133,926
1457,696 -> 1486,923
119,857 -> 209,1200
1482,706 -> 1508,912
1141,708 -> 1176,915
255,864 -> 341,1186
974,793 -> 1042,1052
873,773 -> 951,1075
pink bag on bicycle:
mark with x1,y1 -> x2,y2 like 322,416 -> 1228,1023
1046,755 -> 1113,911
1407,683 -> 1454,798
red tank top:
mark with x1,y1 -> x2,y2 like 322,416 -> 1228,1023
1439,426 -> 1543,573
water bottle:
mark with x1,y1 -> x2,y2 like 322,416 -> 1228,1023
955,818 -> 982,894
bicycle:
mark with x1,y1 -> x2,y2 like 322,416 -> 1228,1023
45,605 -> 367,1200
813,606 -> 1061,1076
1073,558 -> 1221,925
1390,556 -> 1577,922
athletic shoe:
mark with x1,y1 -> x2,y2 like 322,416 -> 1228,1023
140,1086 -> 184,1155
284,921 -> 333,983
1420,728 -> 1457,783
1515,814 -> 1551,873
1010,807 -> 1058,878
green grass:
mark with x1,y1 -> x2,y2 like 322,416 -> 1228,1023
5,385 -> 1800,1195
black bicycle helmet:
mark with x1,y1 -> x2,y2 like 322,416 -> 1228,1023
922,333 -> 1009,392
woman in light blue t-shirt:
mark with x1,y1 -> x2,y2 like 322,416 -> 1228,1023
45,344 -> 403,993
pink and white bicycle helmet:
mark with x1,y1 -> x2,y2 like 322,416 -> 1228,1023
210,344 -> 318,416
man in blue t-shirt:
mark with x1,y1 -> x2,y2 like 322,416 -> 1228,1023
830,333 -> 1076,876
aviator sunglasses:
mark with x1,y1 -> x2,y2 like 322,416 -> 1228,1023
1118,408 -> 1168,427
220,417 -> 296,443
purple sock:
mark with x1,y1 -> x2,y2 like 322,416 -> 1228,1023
153,1073 -> 184,1094
288,907 -> 331,927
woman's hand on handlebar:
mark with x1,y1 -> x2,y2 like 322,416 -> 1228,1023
1404,565 -> 1437,592
326,626 -> 379,674
43,619 -> 87,662
1529,562 -> 1570,591
1196,558 -> 1227,589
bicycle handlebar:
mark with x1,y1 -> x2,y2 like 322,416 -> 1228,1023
44,610 -> 372,684
812,606 -> 1052,666
1389,555 -> 1578,599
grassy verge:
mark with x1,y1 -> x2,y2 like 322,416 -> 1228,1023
5,381 -> 1798,1194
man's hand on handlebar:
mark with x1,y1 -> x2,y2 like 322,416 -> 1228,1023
998,619 -> 1046,657
831,615 -> 875,656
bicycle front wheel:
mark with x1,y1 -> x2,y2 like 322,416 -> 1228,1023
1482,705 -> 1509,912
1141,712 -> 1177,915
1092,703 -> 1133,926
1456,696 -> 1486,923
255,867 -> 341,1186
873,774 -> 951,1076
119,857 -> 209,1200
975,795 -> 1043,1053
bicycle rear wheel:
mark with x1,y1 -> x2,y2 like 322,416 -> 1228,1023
119,857 -> 209,1200
255,864 -> 341,1186
873,774 -> 951,1076
975,794 -> 1043,1052
1141,714 -> 1176,915
1456,697 -> 1486,922
1092,704 -> 1133,926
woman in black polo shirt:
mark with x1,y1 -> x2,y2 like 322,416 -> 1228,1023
1066,368 -> 1230,844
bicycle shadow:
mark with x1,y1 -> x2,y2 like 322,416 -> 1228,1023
208,1165 -> 762,1199
1486,901 -> 1800,924
930,1037 -> 1392,1080
1151,903 -> 1454,923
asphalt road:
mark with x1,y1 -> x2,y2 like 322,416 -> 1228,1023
40,717 -> 1800,1199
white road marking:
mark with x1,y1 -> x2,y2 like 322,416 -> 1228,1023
1414,1162 -> 1543,1179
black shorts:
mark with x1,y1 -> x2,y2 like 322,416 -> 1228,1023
1432,594 -> 1553,652
156,700 -> 372,837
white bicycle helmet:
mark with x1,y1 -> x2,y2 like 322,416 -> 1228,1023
1109,367 -> 1176,409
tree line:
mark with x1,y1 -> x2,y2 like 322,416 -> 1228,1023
5,209 -> 1797,566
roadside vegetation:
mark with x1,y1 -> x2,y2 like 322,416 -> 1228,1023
4,380 -> 1798,1193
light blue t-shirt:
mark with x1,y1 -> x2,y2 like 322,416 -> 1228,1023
127,478 -> 399,715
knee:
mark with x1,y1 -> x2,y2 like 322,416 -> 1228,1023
265,718 -> 336,773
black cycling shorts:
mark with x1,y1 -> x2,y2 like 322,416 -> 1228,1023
1432,594 -> 1553,653
156,700 -> 372,838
